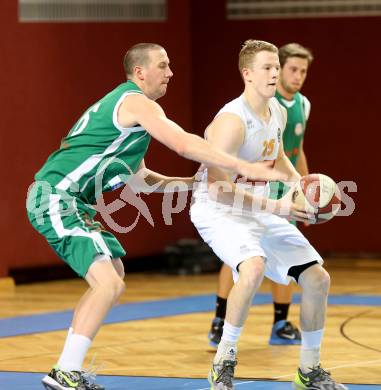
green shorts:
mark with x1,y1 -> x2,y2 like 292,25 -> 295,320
26,181 -> 126,278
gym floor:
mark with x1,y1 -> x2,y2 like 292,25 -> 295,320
1,258 -> 380,389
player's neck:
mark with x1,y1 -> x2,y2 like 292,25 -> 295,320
243,88 -> 271,122
127,78 -> 159,101
276,84 -> 295,101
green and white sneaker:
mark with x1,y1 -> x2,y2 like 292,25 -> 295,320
208,359 -> 237,390
293,366 -> 348,390
42,366 -> 105,390
42,367 -> 86,389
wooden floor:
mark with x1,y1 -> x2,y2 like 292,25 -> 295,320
0,258 -> 380,386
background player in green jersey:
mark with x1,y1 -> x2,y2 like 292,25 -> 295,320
208,43 -> 314,348
27,43 -> 286,390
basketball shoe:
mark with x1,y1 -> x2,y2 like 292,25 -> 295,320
208,317 -> 224,348
293,366 -> 348,389
42,366 -> 105,390
269,320 -> 301,345
208,358 -> 237,390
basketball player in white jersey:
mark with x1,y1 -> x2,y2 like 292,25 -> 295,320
190,40 -> 347,390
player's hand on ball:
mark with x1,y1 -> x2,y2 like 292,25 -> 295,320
274,188 -> 316,223
276,173 -> 341,224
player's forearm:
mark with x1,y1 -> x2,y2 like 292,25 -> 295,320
144,169 -> 194,192
296,150 -> 309,177
208,180 -> 277,213
275,155 -> 300,182
180,133 -> 242,174
136,109 -> 240,174
127,168 -> 193,193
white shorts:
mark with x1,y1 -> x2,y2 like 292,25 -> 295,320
190,200 -> 323,285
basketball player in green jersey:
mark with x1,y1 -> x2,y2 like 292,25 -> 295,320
208,43 -> 314,348
26,43 -> 285,390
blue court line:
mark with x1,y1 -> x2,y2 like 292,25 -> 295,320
0,372 -> 379,390
0,293 -> 380,338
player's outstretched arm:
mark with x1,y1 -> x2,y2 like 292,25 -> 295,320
123,94 -> 286,183
127,160 -> 195,193
143,169 -> 194,192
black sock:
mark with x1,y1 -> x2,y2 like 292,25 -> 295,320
273,302 -> 290,324
215,296 -> 227,319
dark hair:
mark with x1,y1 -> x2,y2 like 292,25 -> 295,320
278,43 -> 313,68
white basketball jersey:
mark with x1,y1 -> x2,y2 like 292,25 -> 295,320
194,94 -> 286,202
215,94 -> 286,163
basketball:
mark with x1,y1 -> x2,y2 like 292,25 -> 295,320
292,173 -> 341,224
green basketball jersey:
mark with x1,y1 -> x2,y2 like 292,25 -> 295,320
269,91 -> 309,204
35,80 -> 151,204
275,90 -> 308,166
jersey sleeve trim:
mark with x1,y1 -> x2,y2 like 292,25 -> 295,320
112,92 -> 147,134
302,95 -> 311,121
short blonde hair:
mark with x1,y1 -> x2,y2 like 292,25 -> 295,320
238,39 -> 278,73
123,43 -> 164,77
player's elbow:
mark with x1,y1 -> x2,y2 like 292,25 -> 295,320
175,143 -> 187,157
171,132 -> 189,157
174,132 -> 202,159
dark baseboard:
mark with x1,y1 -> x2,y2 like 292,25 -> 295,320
9,255 -> 168,285
9,240 -> 221,284
9,252 -> 380,285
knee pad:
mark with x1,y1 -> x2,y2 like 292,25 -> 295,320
288,261 -> 319,284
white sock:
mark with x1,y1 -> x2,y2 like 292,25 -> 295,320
57,327 -> 73,368
214,322 -> 242,364
300,329 -> 323,372
57,333 -> 92,372
221,321 -> 242,343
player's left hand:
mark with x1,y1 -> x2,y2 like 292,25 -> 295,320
275,186 -> 317,223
